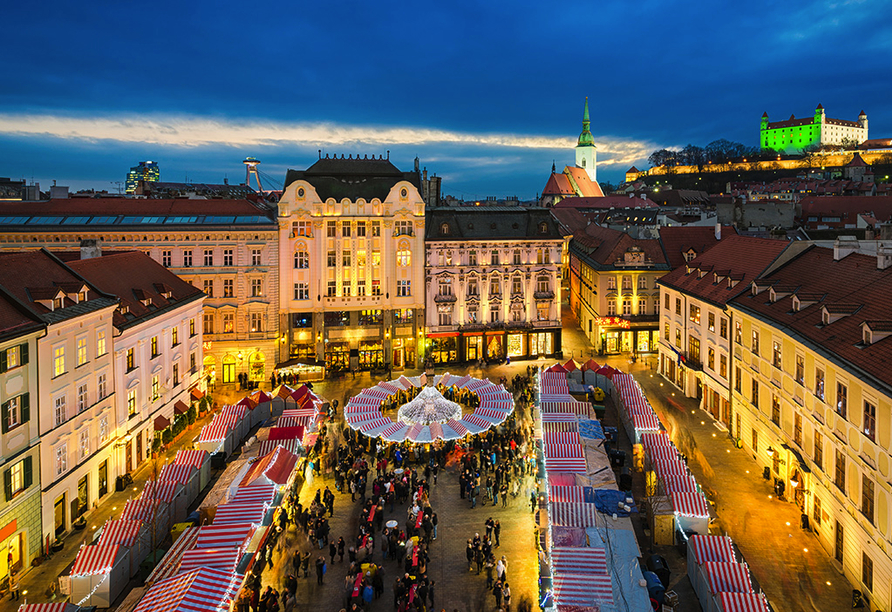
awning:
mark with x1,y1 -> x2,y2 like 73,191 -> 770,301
716,592 -> 770,612
781,443 -> 812,473
159,463 -> 196,484
190,388 -> 205,401
154,415 -> 171,430
549,502 -> 600,527
71,544 -> 122,576
134,567 -> 243,612
179,547 -> 242,573
213,501 -> 268,526
552,573 -> 614,607
196,524 -> 255,549
702,561 -> 754,594
174,400 -> 189,415
174,449 -> 209,469
689,535 -> 735,564
670,491 -> 710,518
97,519 -> 144,547
551,547 -> 607,574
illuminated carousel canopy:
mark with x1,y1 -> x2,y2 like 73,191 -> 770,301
397,386 -> 462,425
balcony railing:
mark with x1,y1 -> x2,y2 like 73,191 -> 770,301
533,290 -> 555,300
434,294 -> 457,303
532,319 -> 560,328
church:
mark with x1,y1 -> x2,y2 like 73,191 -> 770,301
540,98 -> 604,206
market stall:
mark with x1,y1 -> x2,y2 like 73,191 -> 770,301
133,567 -> 244,612
158,463 -> 200,506
69,544 -> 129,608
96,519 -> 150,577
174,449 -> 211,491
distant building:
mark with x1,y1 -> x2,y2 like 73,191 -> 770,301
135,180 -> 255,199
761,105 -> 868,153
541,99 -> 604,207
126,161 -> 160,194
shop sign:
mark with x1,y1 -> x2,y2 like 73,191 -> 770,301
595,317 -> 630,329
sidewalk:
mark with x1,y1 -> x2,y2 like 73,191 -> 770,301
2,409 -> 217,611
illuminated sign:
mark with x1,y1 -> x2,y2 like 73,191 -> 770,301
594,317 -> 631,329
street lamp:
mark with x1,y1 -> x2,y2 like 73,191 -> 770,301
766,446 -> 775,457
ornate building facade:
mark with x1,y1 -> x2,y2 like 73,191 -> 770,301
423,207 -> 563,363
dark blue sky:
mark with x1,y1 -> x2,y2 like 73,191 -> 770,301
1,0 -> 889,198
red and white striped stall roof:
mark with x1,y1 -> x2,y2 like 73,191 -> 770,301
445,419 -> 468,437
71,544 -> 123,576
242,449 -> 297,487
346,411 -> 384,427
179,547 -> 242,573
477,389 -> 511,401
121,498 -> 163,523
346,395 -> 382,407
542,421 -> 578,433
654,460 -> 689,477
631,410 -> 661,431
551,547 -> 608,574
544,432 -> 582,446
379,421 -> 408,438
543,442 -> 584,459
198,419 -> 232,443
478,399 -> 513,411
213,502 -> 267,526
539,393 -> 573,403
360,387 -> 391,400
540,402 -> 591,415
174,449 -> 209,469
232,484 -> 278,504
647,445 -> 680,462
196,524 -> 255,549
146,526 -> 200,585
359,417 -> 394,434
373,381 -> 400,393
134,567 -> 244,612
703,562 -> 754,594
689,535 -> 735,564
641,431 -> 672,449
661,474 -> 699,493
16,604 -> 79,612
462,414 -> 493,430
550,502 -> 600,527
451,375 -> 473,388
97,519 -> 144,547
671,491 -> 710,518
716,592 -> 771,612
544,457 -> 587,472
548,485 -> 586,503
552,573 -> 614,606
221,404 -> 247,421
282,408 -> 315,418
159,463 -> 197,484
276,416 -> 304,428
143,480 -> 182,503
540,412 -> 577,423
474,407 -> 510,422
257,439 -> 302,458
466,378 -> 492,391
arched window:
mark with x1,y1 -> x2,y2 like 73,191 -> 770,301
397,249 -> 411,266
440,223 -> 450,235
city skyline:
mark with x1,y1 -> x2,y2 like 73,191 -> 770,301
0,0 -> 890,198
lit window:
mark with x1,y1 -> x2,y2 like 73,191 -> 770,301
55,444 -> 68,475
127,390 -> 137,417
151,376 -> 160,401
53,346 -> 65,377
76,338 -> 87,365
77,384 -> 88,413
54,395 -> 66,427
97,331 -> 106,356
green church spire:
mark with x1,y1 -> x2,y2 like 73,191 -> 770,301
577,97 -> 595,147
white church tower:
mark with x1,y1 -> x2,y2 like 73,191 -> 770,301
575,97 -> 597,182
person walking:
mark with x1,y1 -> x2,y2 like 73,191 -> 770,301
315,555 -> 325,584
427,580 -> 435,609
329,541 -> 337,565
492,580 -> 503,610
502,582 -> 512,611
466,540 -> 475,572
431,511 -> 438,540
497,556 -> 508,582
337,536 -> 346,562
10,571 -> 19,601
494,520 -> 501,547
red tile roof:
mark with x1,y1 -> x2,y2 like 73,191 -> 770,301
69,251 -> 204,330
573,224 -> 667,268
555,195 -> 657,209
658,225 -> 737,270
0,288 -> 44,341
564,167 -> 605,198
730,246 -> 892,393
657,235 -> 791,307
542,173 -> 575,196
799,196 -> 892,221
0,198 -> 272,217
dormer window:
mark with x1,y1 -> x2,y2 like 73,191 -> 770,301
864,329 -> 871,345
539,222 -> 548,234
78,291 -> 87,303
822,310 -> 830,325
440,223 -> 450,236
120,304 -> 129,315
53,297 -> 63,310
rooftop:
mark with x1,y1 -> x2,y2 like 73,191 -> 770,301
283,155 -> 420,202
425,207 -> 562,241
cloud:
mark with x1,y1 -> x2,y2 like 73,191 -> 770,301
0,112 -> 656,167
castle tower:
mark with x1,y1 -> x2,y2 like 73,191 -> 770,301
814,103 -> 826,127
859,110 -> 868,131
575,98 -> 597,182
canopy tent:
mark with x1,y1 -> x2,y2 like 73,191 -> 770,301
249,389 -> 273,424
241,447 -> 298,488
179,547 -> 242,573
689,535 -> 735,565
654,460 -> 689,477
540,401 -> 591,415
550,546 -> 607,575
540,412 -> 578,423
380,421 -> 409,442
702,562 -> 754,594
716,592 -> 771,612
542,421 -> 578,433
174,449 -> 211,491
143,479 -> 187,525
671,491 -> 711,519
15,605 -> 80,612
547,485 -> 587,503
549,502 -> 600,527
97,519 -> 149,577
196,524 -> 255,550
134,567 -> 244,612
220,404 -> 249,443
213,501 -> 268,526
231,484 -> 278,505
552,574 -> 614,608
70,544 -> 129,608
159,463 -> 200,505
197,418 -> 236,457
257,438 -> 302,458
544,432 -> 582,446
145,526 -> 200,586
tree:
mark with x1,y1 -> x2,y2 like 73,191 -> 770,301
680,144 -> 707,167
648,149 -> 677,168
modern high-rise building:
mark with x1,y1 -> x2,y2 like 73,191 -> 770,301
125,161 -> 160,194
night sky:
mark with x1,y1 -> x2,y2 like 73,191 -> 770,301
1,0 -> 890,199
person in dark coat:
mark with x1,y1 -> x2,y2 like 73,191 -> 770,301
315,555 -> 325,584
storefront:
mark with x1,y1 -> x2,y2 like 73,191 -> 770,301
391,337 -> 416,370
529,331 -> 553,356
597,317 -> 658,355
359,341 -> 384,369
485,332 -> 504,359
507,333 -> 525,358
248,352 -> 266,381
465,334 -> 483,361
325,342 -> 349,368
289,342 -> 314,362
429,335 -> 458,364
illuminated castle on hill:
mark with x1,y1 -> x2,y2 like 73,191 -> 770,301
760,104 -> 867,153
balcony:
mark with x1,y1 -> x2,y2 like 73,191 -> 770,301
621,314 -> 659,323
458,322 -> 485,331
533,290 -> 555,300
532,319 -> 561,328
505,321 -> 533,330
434,294 -> 457,303
683,354 -> 703,370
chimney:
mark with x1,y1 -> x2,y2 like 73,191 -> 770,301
715,222 -> 721,241
833,236 -> 859,261
878,242 -> 892,270
80,239 -> 101,260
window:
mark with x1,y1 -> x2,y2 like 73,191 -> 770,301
183,249 -> 192,267
4,345 -> 21,370
664,292 -> 670,310
250,313 -> 263,332
357,280 -> 366,296
223,249 -> 233,266
719,354 -> 727,378
3,395 -> 22,431
325,250 -> 336,268
675,329 -> 681,349
342,252 -> 351,268
342,223 -> 351,238
863,400 -> 876,442
203,279 -> 214,297
814,432 -> 823,471
151,376 -> 160,401
813,496 -> 822,526
815,367 -> 825,401
172,363 -> 179,386
203,249 -> 213,266
862,475 -> 875,524
251,278 -> 262,297
162,250 -> 171,267
607,277 -> 616,290
438,310 -> 452,326
607,299 -> 616,316
438,277 -> 453,296
706,312 -> 715,332
54,346 -> 65,377
795,355 -> 804,385
654,298 -> 660,315
509,249 -> 520,265
675,298 -> 681,316
77,384 -> 88,413
622,299 -> 631,315
836,382 -> 847,418
835,449 -> 845,492
622,276 -> 632,290
664,323 -> 670,341
397,250 -> 411,266
544,249 -> 551,264
771,395 -> 780,426
77,337 -> 87,366
252,249 -> 261,266
490,309 -> 500,323
55,444 -> 67,475
357,221 -> 366,237
719,318 -> 728,339
751,330 -> 759,355
327,281 -> 336,297
394,309 -> 414,324
469,251 -> 477,266
151,336 -> 159,358
794,412 -> 802,447
467,306 -> 478,322
79,429 -> 89,458
467,278 -> 478,296
397,280 -> 411,297
735,321 -> 742,344
221,279 -> 234,297
223,312 -> 234,333
772,341 -> 781,368
371,279 -> 381,296
512,277 -> 523,295
97,330 -> 106,356
54,395 -> 66,427
294,282 -> 309,300
751,428 -> 758,453
489,277 -> 501,295
734,366 -> 742,393
688,337 -> 700,363
491,250 -> 500,266
99,416 -> 109,443
395,221 -> 412,236
751,379 -> 759,407
127,390 -> 136,417
203,313 -> 215,335
171,326 -> 179,347
97,373 -> 107,399
326,221 -> 336,237
294,250 -> 309,269
372,251 -> 381,267
372,221 -> 381,237
639,300 -> 647,315
189,318 -> 196,337
707,348 -> 715,371
638,276 -> 647,290
862,552 -> 873,593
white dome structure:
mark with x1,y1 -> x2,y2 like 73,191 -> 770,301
397,386 -> 462,425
